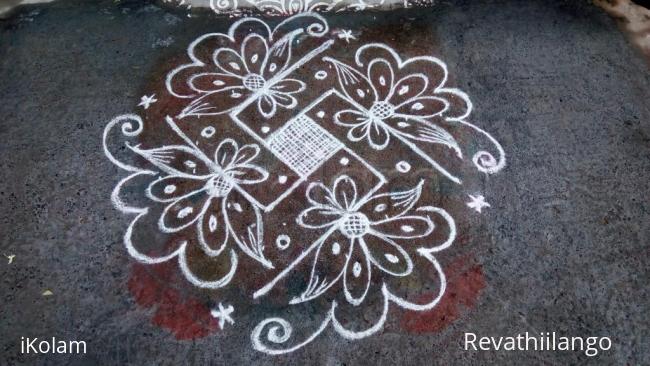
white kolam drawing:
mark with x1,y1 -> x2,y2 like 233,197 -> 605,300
103,12 -> 505,354
164,0 -> 438,17
210,0 -> 400,16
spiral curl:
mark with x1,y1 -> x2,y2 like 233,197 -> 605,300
211,0 -> 238,11
305,18 -> 328,37
272,12 -> 329,40
472,150 -> 503,174
102,114 -> 145,173
251,318 -> 293,353
455,119 -> 506,175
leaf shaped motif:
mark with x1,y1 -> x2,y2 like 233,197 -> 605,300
415,124 -> 462,158
223,190 -> 273,269
358,180 -> 424,222
323,56 -> 376,108
390,119 -> 462,159
128,144 -> 214,177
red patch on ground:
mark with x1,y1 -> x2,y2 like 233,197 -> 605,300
128,262 -> 219,340
400,255 -> 486,333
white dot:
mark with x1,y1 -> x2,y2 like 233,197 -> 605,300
398,85 -> 409,95
396,161 -> 411,173
261,126 -> 270,134
229,62 -> 240,71
374,203 -> 387,212
178,207 -> 193,219
278,175 -> 287,184
164,185 -> 176,194
352,262 -> 362,277
397,122 -> 410,128
385,253 -> 399,263
401,225 -> 414,233
411,102 -> 424,111
208,215 -> 218,232
332,242 -> 340,255
184,160 -> 197,168
315,70 -> 327,80
232,203 -> 243,212
201,126 -> 216,138
356,89 -> 365,98
276,234 -> 291,250
316,111 -> 325,118
339,157 -> 349,165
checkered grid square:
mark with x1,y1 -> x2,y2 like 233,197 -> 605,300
267,115 -> 342,177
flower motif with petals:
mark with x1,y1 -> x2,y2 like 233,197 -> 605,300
324,44 -> 470,156
291,175 -> 433,305
172,32 -> 306,119
133,137 -> 273,270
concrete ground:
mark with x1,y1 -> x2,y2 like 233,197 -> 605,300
1,0 -> 649,365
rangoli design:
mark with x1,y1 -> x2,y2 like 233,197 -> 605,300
209,0 -> 418,16
103,13 -> 505,354
167,0 -> 433,17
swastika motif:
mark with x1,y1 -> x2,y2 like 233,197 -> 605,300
103,13 -> 505,355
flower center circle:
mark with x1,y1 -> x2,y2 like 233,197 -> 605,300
339,212 -> 370,239
205,175 -> 233,197
243,74 -> 266,91
369,101 -> 394,120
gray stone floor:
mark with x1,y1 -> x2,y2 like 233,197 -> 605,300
1,0 -> 649,365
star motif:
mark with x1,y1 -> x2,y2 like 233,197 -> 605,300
337,30 -> 356,43
138,94 -> 157,109
467,194 -> 490,213
4,254 -> 15,264
210,302 -> 235,329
